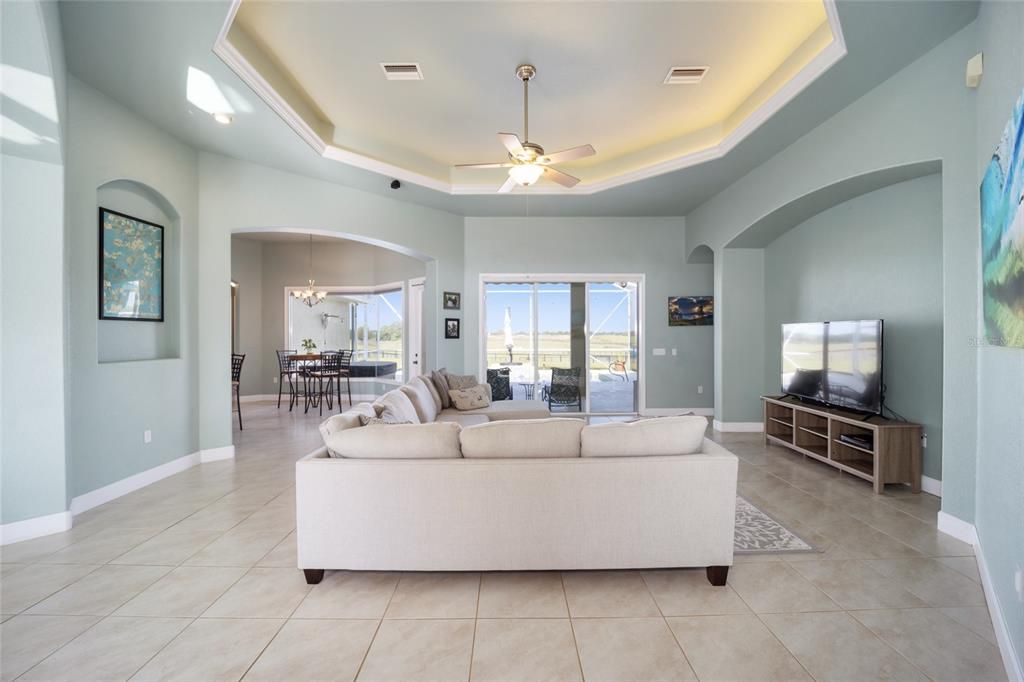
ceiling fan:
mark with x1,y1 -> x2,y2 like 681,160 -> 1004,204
456,64 -> 596,192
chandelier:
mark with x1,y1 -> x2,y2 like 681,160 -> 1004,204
291,234 -> 327,307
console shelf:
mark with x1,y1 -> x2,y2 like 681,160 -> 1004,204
761,396 -> 922,494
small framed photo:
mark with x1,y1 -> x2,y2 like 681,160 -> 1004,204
444,318 -> 460,339
443,291 -> 461,310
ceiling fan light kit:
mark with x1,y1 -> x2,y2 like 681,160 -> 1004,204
455,64 -> 596,192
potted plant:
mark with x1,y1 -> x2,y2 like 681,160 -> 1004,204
301,338 -> 317,354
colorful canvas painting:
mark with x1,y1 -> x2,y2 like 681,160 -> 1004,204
99,207 -> 164,321
981,87 -> 1024,347
668,296 -> 713,326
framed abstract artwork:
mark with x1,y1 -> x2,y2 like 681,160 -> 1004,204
98,207 -> 165,321
981,86 -> 1024,347
668,296 -> 713,326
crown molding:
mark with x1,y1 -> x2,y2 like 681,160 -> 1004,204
214,0 -> 846,196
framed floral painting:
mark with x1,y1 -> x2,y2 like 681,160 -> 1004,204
98,207 -> 164,321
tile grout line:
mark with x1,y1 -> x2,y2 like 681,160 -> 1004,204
639,570 -> 699,679
351,572 -> 403,681
560,572 -> 588,682
466,572 -> 483,682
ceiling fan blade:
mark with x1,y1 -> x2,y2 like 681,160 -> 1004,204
543,166 -> 580,188
498,132 -> 526,157
543,144 -> 596,165
454,162 -> 514,169
497,175 -> 517,193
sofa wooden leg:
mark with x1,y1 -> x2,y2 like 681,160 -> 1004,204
706,565 -> 729,586
303,569 -> 324,585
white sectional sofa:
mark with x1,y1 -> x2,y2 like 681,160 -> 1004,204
296,376 -> 738,587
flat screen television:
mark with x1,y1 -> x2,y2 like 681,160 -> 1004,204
781,319 -> 883,415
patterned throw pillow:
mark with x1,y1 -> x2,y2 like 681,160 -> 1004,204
445,372 -> 480,391
359,415 -> 413,426
449,384 -> 492,411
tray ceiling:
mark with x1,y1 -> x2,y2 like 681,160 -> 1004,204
218,0 -> 845,195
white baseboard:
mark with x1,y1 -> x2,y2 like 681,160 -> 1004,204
239,394 -> 280,403
937,510 -> 978,546
200,445 -> 235,463
241,393 -> 379,404
70,451 -> 202,515
920,475 -> 942,497
976,538 -> 1024,682
0,511 -> 72,545
713,420 -> 764,433
641,408 -> 714,417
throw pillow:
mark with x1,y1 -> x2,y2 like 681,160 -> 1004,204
417,375 -> 444,414
486,367 -> 512,401
445,372 -> 480,391
431,369 -> 452,409
374,389 -> 421,424
449,384 -> 491,411
359,415 -> 413,426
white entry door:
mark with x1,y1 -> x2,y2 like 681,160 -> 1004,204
407,279 -> 424,380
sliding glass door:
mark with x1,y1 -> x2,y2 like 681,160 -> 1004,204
482,276 -> 641,414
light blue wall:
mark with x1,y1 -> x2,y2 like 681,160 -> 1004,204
972,0 -> 1024,669
65,76 -> 200,497
686,23 -> 979,522
462,217 -> 711,411
715,249 -> 764,422
198,154 -> 465,452
763,175 -> 944,480
0,0 -> 68,527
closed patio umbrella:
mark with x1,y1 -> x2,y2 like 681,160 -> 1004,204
504,306 -> 514,363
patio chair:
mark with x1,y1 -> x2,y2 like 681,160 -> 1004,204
486,367 -> 512,401
548,367 -> 582,412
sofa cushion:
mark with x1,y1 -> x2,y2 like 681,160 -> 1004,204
460,418 -> 584,458
318,403 -> 378,456
400,379 -> 438,423
439,401 -> 552,422
374,389 -> 421,424
445,372 -> 479,390
324,422 -> 462,459
417,375 -> 443,414
581,416 -> 707,457
435,412 -> 491,427
449,384 -> 491,411
431,369 -> 452,409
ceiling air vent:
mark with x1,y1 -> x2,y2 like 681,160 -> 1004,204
663,66 -> 708,85
380,63 -> 423,81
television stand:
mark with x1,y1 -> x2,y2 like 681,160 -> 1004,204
761,396 -> 922,494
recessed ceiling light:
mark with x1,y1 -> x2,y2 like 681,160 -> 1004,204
663,66 -> 708,85
213,112 -> 233,125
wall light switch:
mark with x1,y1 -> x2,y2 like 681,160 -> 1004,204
272,376 -> 278,384
652,348 -> 666,356
698,385 -> 704,394
922,434 -> 928,449
671,348 -> 677,356
144,430 -> 152,444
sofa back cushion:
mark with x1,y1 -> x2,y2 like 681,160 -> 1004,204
445,372 -> 479,390
449,384 -> 491,411
417,375 -> 443,414
324,422 -> 463,459
581,416 -> 706,457
460,418 -> 584,458
374,389 -> 421,424
431,369 -> 452,409
400,378 -> 438,423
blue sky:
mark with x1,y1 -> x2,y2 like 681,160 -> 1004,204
484,282 -> 635,334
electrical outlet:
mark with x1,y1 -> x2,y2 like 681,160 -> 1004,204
652,348 -> 666,356
922,433 -> 928,449
272,376 -> 278,384
697,385 -> 704,395
144,430 -> 152,444
671,348 -> 677,356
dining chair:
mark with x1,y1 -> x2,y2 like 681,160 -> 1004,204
231,353 -> 246,429
305,351 -> 344,416
276,350 -> 301,410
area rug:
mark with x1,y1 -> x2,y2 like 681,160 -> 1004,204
734,496 -> 816,554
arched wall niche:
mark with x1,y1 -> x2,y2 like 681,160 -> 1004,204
96,178 -> 182,363
686,244 -> 714,265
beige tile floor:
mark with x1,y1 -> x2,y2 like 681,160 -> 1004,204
0,402 -> 1007,681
